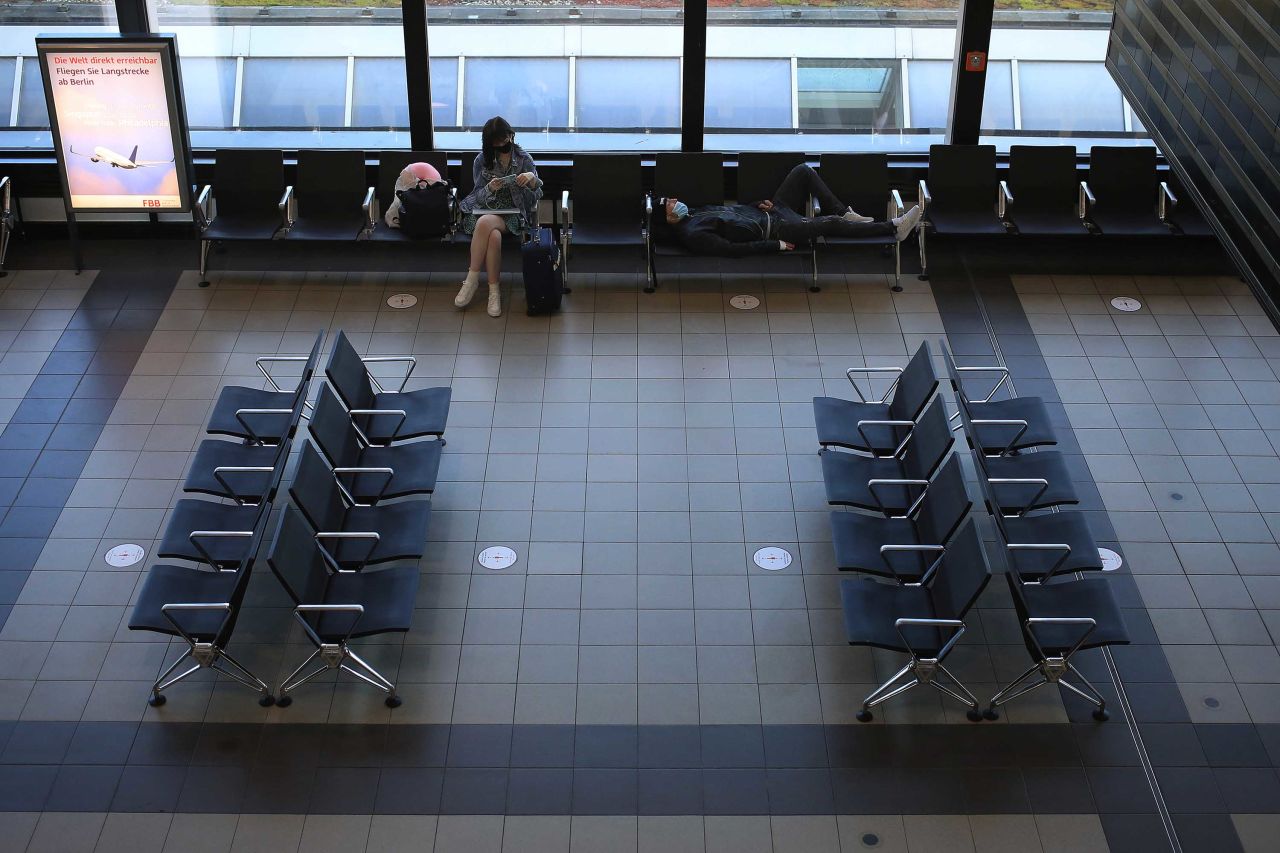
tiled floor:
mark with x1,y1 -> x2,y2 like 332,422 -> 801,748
0,247 -> 1277,851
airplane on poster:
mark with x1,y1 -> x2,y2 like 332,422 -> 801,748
68,145 -> 173,170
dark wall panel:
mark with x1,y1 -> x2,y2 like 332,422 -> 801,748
1108,0 -> 1280,316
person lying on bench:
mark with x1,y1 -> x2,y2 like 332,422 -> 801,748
656,164 -> 922,257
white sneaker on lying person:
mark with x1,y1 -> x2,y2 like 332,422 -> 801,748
892,205 -> 923,242
843,207 -> 874,224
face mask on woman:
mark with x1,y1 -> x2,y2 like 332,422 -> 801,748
494,140 -> 513,154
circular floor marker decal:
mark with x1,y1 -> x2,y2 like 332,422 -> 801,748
387,293 -> 418,309
106,544 -> 146,568
730,294 -> 761,310
1110,296 -> 1142,312
753,547 -> 793,571
478,546 -> 518,571
1099,548 -> 1123,572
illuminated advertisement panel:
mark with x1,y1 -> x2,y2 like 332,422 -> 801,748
36,35 -> 192,213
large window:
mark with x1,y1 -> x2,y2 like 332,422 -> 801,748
429,57 -> 459,131
705,59 -> 792,130
909,60 -> 1013,132
428,2 -> 682,152
797,60 -> 902,131
987,0 -> 1150,149
0,0 -> 1152,154
576,57 -> 680,131
703,1 -> 960,153
154,1 -> 408,148
462,58 -> 571,130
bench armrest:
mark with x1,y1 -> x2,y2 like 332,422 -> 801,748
867,478 -> 930,517
161,602 -> 232,646
188,530 -> 253,569
970,417 -> 1029,456
856,419 -> 914,458
349,408 -> 407,446
845,365 -> 903,403
1158,181 -> 1177,221
987,477 -> 1049,517
1007,542 -> 1072,584
212,466 -> 275,503
362,186 -> 377,232
332,466 -> 395,505
998,181 -> 1013,219
879,543 -> 946,585
1024,616 -> 1096,661
194,184 -> 212,229
234,407 -> 291,444
294,603 -> 363,645
895,617 -> 965,661
889,189 -> 905,219
255,354 -> 309,392
1078,181 -> 1095,220
278,185 -> 295,230
361,355 -> 417,393
314,531 -> 380,573
952,364 -> 1011,403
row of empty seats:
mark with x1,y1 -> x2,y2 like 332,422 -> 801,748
814,341 -> 1130,722
128,330 -> 451,708
918,143 -> 1211,276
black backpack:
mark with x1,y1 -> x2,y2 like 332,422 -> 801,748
396,180 -> 452,238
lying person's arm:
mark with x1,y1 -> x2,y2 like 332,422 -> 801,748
681,229 -> 787,257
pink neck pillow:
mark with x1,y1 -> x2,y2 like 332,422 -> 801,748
405,162 -> 442,184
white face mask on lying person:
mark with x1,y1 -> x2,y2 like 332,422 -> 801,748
672,201 -> 689,220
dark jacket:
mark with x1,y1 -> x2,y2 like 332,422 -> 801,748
672,203 -> 781,257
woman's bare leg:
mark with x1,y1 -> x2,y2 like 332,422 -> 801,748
485,228 -> 504,284
486,220 -> 509,317
469,214 -> 499,272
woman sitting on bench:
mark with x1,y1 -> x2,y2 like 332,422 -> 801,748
456,116 -> 544,318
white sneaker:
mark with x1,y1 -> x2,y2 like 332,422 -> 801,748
892,205 -> 923,241
843,207 -> 874,224
455,277 -> 479,308
486,285 -> 502,318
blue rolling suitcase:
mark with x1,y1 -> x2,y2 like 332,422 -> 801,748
521,224 -> 564,316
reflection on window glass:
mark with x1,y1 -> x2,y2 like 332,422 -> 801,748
907,61 -> 950,131
0,59 -> 15,127
577,58 -> 680,130
17,60 -> 49,128
706,59 -> 791,129
353,58 -> 408,128
180,57 -> 236,129
430,57 -> 459,130
240,58 -> 347,128
464,58 -> 569,130
797,60 -> 900,130
908,60 -> 1013,131
154,2 -> 405,147
1018,61 -> 1126,132
981,61 -> 1014,131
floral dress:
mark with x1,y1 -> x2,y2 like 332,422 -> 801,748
462,158 -> 525,236
458,147 -> 543,238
